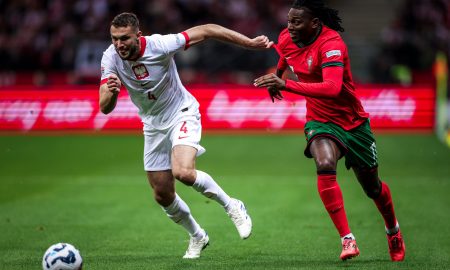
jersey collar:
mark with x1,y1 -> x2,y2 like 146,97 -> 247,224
129,36 -> 147,61
137,36 -> 147,59
137,36 -> 146,58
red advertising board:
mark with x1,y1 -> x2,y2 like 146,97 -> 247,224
0,85 -> 435,131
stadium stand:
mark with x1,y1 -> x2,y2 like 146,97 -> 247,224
0,0 -> 448,86
371,0 -> 450,86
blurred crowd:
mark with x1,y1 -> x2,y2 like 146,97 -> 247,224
372,0 -> 450,85
0,0 -> 288,84
0,0 -> 448,85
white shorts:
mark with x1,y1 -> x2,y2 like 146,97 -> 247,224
143,113 -> 206,171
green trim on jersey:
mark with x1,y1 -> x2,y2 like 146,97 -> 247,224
322,62 -> 344,68
304,120 -> 378,170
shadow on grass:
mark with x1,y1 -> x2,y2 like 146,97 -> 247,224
89,253 -> 411,270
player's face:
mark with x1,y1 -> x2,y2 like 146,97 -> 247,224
110,25 -> 142,60
287,8 -> 320,44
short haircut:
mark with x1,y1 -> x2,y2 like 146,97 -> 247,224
111,12 -> 140,31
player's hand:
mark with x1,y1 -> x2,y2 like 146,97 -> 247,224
107,74 -> 121,94
267,86 -> 284,103
248,35 -> 274,50
254,74 -> 285,102
254,73 -> 286,89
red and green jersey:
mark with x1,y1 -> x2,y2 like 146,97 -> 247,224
275,25 -> 369,130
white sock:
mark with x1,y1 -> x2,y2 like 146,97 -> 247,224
341,233 -> 355,244
193,170 -> 231,207
162,193 -> 203,237
386,222 -> 400,235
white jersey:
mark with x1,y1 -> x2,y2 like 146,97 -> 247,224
100,33 -> 199,130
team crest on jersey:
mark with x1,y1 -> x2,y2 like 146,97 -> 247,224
132,64 -> 149,80
307,55 -> 313,72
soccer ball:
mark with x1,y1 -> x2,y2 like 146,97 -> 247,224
42,243 -> 83,270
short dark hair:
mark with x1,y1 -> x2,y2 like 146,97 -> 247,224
292,0 -> 344,32
111,12 -> 140,31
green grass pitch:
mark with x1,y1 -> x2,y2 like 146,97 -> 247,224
0,133 -> 449,269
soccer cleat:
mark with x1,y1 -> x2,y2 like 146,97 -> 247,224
226,198 -> 252,239
182,231 -> 209,259
340,238 -> 360,261
387,229 -> 405,261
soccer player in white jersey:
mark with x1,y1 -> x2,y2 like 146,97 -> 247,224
99,12 -> 273,259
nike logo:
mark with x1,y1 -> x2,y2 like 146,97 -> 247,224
141,81 -> 151,86
178,136 -> 189,139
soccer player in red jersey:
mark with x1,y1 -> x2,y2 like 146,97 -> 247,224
254,0 -> 405,262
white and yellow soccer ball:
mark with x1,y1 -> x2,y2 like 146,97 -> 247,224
42,243 -> 83,270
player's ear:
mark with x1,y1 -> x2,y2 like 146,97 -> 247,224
311,17 -> 320,29
137,30 -> 143,37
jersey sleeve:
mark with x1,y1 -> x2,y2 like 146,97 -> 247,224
285,65 -> 343,98
100,50 -> 117,85
272,44 -> 288,71
274,29 -> 291,72
319,38 -> 346,69
277,56 -> 288,71
150,33 -> 188,56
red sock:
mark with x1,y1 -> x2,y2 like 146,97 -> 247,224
373,181 -> 397,229
317,173 -> 351,237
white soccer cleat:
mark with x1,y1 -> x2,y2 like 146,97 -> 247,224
227,198 -> 252,239
182,231 -> 209,259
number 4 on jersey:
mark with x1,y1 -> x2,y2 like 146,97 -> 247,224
180,121 -> 188,133
178,121 -> 189,139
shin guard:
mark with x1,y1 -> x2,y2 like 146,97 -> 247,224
318,172 -> 351,237
374,181 -> 397,229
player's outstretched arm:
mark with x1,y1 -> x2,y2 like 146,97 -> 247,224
184,24 -> 273,50
254,66 -> 344,99
99,74 -> 121,114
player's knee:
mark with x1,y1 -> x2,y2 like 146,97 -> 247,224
315,158 -> 337,171
153,189 -> 175,206
363,184 -> 381,199
154,195 -> 167,206
172,167 -> 196,185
